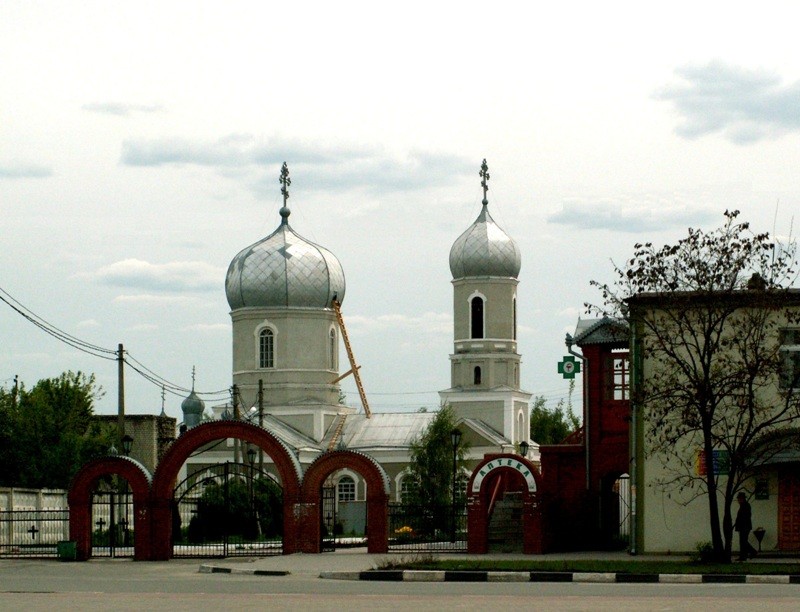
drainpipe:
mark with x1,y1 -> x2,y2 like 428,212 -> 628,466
565,333 -> 589,490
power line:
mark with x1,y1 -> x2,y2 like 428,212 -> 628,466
0,285 -> 228,399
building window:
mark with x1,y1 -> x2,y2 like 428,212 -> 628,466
474,366 -> 482,385
471,296 -> 484,339
780,329 -> 800,389
605,354 -> 629,400
513,297 -> 517,341
259,328 -> 274,369
337,475 -> 356,502
399,476 -> 416,502
329,328 -> 337,370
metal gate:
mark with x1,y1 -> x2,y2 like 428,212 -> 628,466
320,486 -> 336,552
388,502 -> 467,552
91,490 -> 134,558
0,509 -> 69,558
172,461 -> 283,558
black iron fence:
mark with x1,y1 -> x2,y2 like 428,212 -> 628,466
172,462 -> 283,558
92,491 -> 134,558
0,509 -> 70,558
388,503 -> 467,552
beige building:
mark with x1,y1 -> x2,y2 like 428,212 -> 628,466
629,289 -> 800,555
180,162 -> 534,529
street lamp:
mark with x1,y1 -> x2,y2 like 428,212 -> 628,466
519,440 -> 529,458
246,446 -> 257,539
450,428 -> 462,543
122,434 -> 134,457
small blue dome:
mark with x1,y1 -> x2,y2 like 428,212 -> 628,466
181,390 -> 205,428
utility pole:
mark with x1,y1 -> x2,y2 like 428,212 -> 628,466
117,344 -> 125,446
12,374 -> 18,409
232,384 -> 241,464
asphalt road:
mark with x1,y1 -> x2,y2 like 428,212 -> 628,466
1,559 -> 799,611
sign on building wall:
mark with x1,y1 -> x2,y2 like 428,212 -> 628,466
471,458 -> 537,493
557,356 -> 581,379
695,449 -> 730,476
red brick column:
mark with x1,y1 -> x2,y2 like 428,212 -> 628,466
301,450 -> 390,554
150,421 -> 303,559
68,456 -> 153,561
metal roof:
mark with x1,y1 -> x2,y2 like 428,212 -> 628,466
449,204 -> 521,279
225,206 -> 345,310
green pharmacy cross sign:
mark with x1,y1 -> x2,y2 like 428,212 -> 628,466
557,355 -> 581,379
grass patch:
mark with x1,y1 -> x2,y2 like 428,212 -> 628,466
381,557 -> 800,575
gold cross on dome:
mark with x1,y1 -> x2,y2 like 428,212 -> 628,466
280,162 -> 291,205
480,159 -> 490,206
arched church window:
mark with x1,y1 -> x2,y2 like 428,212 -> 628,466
513,297 -> 517,341
337,475 -> 356,502
399,475 -> 416,502
471,296 -> 484,339
329,328 -> 336,370
259,328 -> 274,369
474,366 -> 482,385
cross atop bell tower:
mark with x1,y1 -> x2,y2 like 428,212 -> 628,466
480,159 -> 490,206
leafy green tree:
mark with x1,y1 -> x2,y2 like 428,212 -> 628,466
186,476 -> 282,543
590,210 -> 800,562
403,405 -> 468,534
529,394 -> 580,444
0,371 -> 113,489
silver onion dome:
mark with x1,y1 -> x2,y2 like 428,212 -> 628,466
181,389 -> 205,429
449,160 -> 521,279
225,166 -> 345,309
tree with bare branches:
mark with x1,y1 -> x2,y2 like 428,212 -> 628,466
590,210 -> 800,561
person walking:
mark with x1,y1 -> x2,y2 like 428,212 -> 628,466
734,491 -> 757,561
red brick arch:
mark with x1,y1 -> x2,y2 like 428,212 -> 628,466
149,421 -> 304,559
466,453 -> 543,554
68,456 -> 153,561
300,450 -> 390,553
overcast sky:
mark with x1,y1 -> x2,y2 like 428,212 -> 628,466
2,1 -> 800,422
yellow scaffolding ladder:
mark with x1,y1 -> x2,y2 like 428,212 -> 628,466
330,297 -> 371,419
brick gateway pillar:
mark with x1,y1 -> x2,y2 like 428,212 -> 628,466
68,457 -> 153,561
149,421 -> 304,560
300,450 -> 390,554
466,453 -> 543,554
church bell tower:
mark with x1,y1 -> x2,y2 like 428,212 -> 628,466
439,160 -> 531,447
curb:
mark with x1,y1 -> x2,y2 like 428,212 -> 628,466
318,570 -> 800,583
199,564 -> 289,576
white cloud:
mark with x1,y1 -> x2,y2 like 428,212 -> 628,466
113,294 -> 197,304
182,323 -> 230,333
120,135 -> 472,194
96,259 -> 223,292
0,162 -> 53,179
656,61 -> 800,143
548,196 -> 718,233
82,102 -> 163,116
128,323 -> 159,332
75,319 -> 100,329
347,311 -> 452,335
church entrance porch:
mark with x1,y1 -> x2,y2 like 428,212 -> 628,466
467,454 -> 543,555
